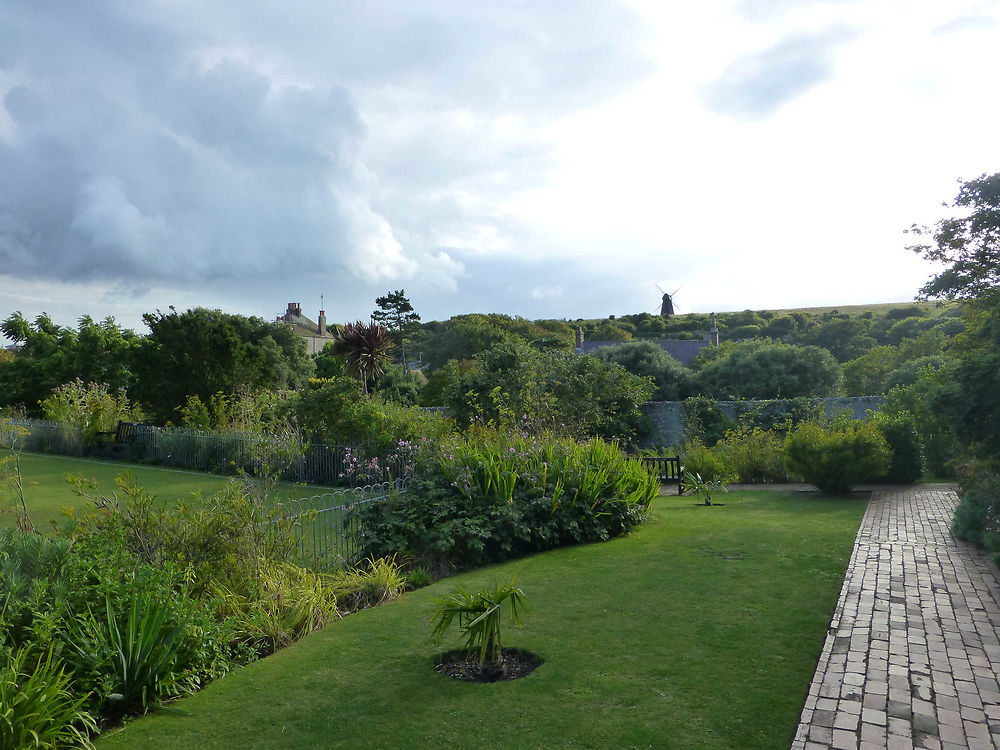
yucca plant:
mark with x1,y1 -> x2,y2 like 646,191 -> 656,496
0,646 -> 98,749
429,579 -> 528,678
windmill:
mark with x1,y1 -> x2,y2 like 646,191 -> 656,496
653,284 -> 682,317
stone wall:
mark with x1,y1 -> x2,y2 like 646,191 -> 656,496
641,396 -> 885,448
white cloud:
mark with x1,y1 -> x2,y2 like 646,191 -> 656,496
1,0 -> 999,341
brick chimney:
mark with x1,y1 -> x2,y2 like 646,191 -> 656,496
318,310 -> 327,336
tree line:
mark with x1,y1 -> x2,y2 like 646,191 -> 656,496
1,173 -> 997,456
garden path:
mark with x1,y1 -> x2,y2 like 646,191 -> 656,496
792,486 -> 1000,750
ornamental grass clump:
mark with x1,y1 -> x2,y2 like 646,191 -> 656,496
430,578 -> 528,679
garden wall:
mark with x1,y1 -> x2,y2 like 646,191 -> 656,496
641,396 -> 885,448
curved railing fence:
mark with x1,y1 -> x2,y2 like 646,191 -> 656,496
265,481 -> 400,568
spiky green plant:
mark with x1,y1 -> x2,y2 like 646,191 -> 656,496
335,320 -> 394,395
0,646 -> 97,749
66,593 -> 193,716
429,579 -> 528,676
683,472 -> 729,506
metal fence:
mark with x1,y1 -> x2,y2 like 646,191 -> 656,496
265,481 -> 400,568
2,419 -> 83,456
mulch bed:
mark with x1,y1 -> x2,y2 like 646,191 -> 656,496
434,647 -> 543,683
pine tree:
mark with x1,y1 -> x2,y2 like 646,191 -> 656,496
371,289 -> 421,367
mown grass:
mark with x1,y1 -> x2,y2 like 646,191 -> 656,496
99,490 -> 866,750
0,451 -> 331,530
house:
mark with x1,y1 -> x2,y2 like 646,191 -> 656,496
275,302 -> 336,355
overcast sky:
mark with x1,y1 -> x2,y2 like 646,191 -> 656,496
2,0 -> 999,338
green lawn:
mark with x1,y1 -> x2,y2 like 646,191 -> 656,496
1,451 -> 335,530
99,490 -> 866,750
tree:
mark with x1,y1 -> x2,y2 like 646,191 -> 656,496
0,313 -> 139,413
334,320 -> 394,395
131,307 -> 314,423
909,173 -> 1000,458
590,341 -> 697,401
372,290 -> 421,367
447,338 -> 654,442
908,173 -> 1000,302
695,340 -> 842,399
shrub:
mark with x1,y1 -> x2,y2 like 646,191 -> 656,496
870,413 -> 924,483
783,419 -> 891,494
355,429 -> 657,569
682,396 -> 735,447
714,428 -> 790,483
952,472 -> 1000,563
591,341 -> 698,401
680,440 -> 735,484
39,379 -> 142,446
447,339 -> 654,443
695,340 -> 842,399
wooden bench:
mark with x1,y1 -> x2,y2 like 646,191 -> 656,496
640,456 -> 684,494
114,421 -> 139,443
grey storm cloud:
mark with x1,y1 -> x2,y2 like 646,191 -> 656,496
703,28 -> 857,119
0,1 -> 650,296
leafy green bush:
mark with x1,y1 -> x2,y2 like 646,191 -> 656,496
680,440 -> 735,483
870,413 -> 924,483
39,379 -> 143,447
952,472 -> 1000,563
695,340 -> 842,399
355,429 -> 657,569
783,419 -> 891,494
590,341 -> 698,401
0,646 -> 97,750
447,339 -> 654,444
713,428 -> 790,483
682,396 -> 735,447
286,376 -> 454,453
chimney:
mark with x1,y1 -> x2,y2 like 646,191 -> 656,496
710,313 -> 719,347
575,327 -> 584,350
318,310 -> 327,336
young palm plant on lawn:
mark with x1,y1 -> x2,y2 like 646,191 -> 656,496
430,579 -> 528,679
335,320 -> 394,395
683,472 -> 729,506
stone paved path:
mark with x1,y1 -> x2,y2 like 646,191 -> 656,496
792,487 -> 1000,750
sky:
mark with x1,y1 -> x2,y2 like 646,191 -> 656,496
2,0 -> 999,340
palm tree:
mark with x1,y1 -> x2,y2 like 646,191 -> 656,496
335,320 -> 394,394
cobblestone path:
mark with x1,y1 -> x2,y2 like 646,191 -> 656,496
792,487 -> 1000,750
